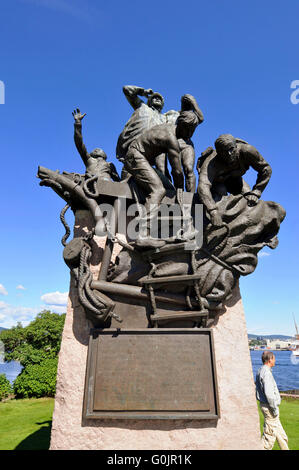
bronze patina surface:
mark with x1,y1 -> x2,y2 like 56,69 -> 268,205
38,86 -> 285,426
83,328 -> 219,419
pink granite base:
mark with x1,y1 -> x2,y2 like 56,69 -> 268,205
49,213 -> 263,450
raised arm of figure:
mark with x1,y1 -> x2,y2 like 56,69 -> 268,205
122,85 -> 153,110
72,108 -> 89,166
181,94 -> 204,124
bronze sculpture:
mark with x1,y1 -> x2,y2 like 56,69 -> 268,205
37,86 -> 285,329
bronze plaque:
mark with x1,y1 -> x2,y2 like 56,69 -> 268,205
83,329 -> 219,419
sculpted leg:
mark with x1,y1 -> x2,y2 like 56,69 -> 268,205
124,148 -> 167,248
155,153 -> 172,182
181,147 -> 196,193
125,148 -> 166,212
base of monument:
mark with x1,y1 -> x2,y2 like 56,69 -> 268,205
50,277 -> 263,450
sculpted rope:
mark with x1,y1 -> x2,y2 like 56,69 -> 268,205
60,204 -> 71,247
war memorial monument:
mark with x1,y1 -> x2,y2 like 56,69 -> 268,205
37,85 -> 285,450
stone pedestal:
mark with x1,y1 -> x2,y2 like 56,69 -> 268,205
49,212 -> 263,450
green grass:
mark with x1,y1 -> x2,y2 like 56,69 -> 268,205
0,397 -> 54,450
0,396 -> 298,450
258,397 -> 299,450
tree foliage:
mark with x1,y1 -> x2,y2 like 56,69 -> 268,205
13,358 -> 58,398
0,373 -> 12,401
0,311 -> 65,398
0,311 -> 66,367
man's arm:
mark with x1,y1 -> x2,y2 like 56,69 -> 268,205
109,163 -> 121,182
122,85 -> 153,111
262,370 -> 279,416
242,144 -> 272,205
181,94 -> 204,124
72,108 -> 89,166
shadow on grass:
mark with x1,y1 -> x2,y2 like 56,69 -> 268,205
14,420 -> 52,450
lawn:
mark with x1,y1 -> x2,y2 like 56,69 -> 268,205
0,397 -> 298,450
0,397 -> 54,450
257,397 -> 299,450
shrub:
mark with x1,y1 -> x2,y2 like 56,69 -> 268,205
13,358 -> 58,398
0,311 -> 65,398
0,311 -> 66,367
0,373 -> 12,401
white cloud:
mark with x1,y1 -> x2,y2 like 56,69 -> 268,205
16,285 -> 26,290
258,251 -> 271,258
41,291 -> 68,306
0,292 -> 67,328
0,284 -> 8,296
42,305 -> 67,314
0,301 -> 40,328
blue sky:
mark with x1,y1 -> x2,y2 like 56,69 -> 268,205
0,0 -> 298,335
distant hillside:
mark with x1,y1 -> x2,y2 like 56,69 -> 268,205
248,334 -> 293,341
0,327 -> 7,332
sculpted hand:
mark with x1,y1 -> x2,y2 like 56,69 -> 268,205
245,193 -> 259,207
143,88 -> 153,98
210,209 -> 223,227
72,108 -> 86,122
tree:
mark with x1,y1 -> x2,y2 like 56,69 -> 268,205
13,358 -> 57,398
0,311 -> 65,366
0,373 -> 12,401
0,311 -> 65,398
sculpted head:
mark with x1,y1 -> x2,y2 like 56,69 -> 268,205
90,148 -> 107,160
215,134 -> 238,164
147,92 -> 164,112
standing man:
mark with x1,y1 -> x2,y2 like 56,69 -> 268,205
255,351 -> 289,450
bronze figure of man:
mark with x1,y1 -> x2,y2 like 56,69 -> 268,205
117,85 -> 204,192
116,85 -> 171,164
125,108 -> 201,217
197,134 -> 272,226
72,109 -> 120,182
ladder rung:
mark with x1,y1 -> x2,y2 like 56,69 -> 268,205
139,273 -> 202,285
151,310 -> 208,321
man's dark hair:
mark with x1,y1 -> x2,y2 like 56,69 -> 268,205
262,351 -> 274,364
215,134 -> 236,154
